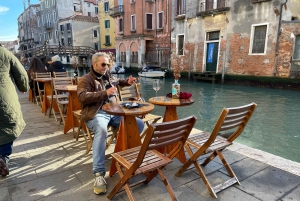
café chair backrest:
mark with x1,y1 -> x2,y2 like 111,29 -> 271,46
107,115 -> 197,201
175,102 -> 257,198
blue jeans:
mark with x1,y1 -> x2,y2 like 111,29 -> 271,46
85,109 -> 144,174
0,141 -> 13,164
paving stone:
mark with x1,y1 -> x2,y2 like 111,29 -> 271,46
236,166 -> 300,201
9,170 -> 81,201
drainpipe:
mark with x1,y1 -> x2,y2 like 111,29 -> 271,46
273,0 -> 288,77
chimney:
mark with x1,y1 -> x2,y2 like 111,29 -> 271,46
23,0 -> 26,10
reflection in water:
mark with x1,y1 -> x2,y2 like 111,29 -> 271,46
70,67 -> 300,163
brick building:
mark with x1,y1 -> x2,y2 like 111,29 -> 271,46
171,0 -> 300,78
109,0 -> 172,68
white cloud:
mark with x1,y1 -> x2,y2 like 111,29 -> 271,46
0,6 -> 9,14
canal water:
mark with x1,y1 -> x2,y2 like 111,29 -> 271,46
74,68 -> 300,163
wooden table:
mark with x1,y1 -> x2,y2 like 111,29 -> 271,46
102,101 -> 154,176
149,96 -> 194,164
34,78 -> 59,114
55,85 -> 80,135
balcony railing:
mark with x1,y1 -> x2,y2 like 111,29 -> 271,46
252,0 -> 272,3
109,5 -> 124,18
44,22 -> 52,30
197,0 -> 230,17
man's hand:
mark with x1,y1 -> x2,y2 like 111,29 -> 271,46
128,75 -> 138,85
106,86 -> 117,96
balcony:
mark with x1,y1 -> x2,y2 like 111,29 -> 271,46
197,0 -> 230,17
252,0 -> 272,3
174,7 -> 186,21
109,5 -> 124,18
44,22 -> 53,30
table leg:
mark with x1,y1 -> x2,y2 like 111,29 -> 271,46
162,106 -> 186,164
64,91 -> 81,134
42,82 -> 51,113
109,116 -> 141,177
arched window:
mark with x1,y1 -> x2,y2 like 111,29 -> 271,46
53,11 -> 56,22
37,16 -> 40,27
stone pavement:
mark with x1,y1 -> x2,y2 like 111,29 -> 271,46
1,92 -> 300,201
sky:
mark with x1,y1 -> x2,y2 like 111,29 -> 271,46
0,0 -> 40,41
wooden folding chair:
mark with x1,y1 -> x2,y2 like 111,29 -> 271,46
52,71 -> 69,77
35,72 -> 51,107
73,110 -> 119,154
51,77 -> 73,124
117,83 -> 162,138
175,103 -> 257,198
107,115 -> 197,201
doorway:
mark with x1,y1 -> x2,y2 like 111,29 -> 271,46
205,31 -> 220,72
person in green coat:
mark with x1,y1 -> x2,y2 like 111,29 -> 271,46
0,46 -> 29,176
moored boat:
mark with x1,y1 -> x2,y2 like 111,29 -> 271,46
138,66 -> 166,78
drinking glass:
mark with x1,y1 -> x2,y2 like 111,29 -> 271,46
153,79 -> 160,100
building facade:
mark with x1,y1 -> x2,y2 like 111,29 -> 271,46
17,2 -> 40,52
99,0 -> 116,54
171,0 -> 300,78
109,0 -> 172,68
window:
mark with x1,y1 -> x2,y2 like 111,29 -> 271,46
39,33 -> 42,41
67,23 -> 71,31
176,0 -> 186,15
250,23 -> 268,54
95,7 -> 98,14
293,35 -> 300,60
93,30 -> 97,37
37,17 -> 40,27
131,14 -> 136,31
68,37 -> 71,45
131,52 -> 138,63
88,12 -> 91,16
206,31 -> 220,41
87,3 -> 90,7
105,20 -> 110,28
119,18 -> 123,33
44,32 -> 46,40
177,34 -> 184,55
130,0 -> 135,3
104,2 -> 109,12
61,38 -> 64,46
42,16 -> 44,25
146,13 -> 153,30
55,30 -> 58,39
157,12 -> 163,29
53,12 -> 56,22
60,24 -> 64,31
105,35 -> 110,44
48,31 -> 52,39
94,43 -> 98,50
120,52 -> 126,62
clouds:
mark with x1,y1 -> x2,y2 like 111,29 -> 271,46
0,5 -> 9,15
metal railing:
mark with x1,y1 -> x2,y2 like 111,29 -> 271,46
198,0 -> 228,12
20,45 -> 96,58
108,5 -> 124,17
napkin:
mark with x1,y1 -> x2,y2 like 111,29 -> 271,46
166,92 -> 192,99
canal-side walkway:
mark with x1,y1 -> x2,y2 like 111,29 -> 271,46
1,92 -> 300,201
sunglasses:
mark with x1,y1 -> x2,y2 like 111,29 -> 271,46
101,63 -> 110,67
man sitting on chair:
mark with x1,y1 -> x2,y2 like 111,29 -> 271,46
77,52 -> 144,195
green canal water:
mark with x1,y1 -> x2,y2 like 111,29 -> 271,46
74,68 -> 300,163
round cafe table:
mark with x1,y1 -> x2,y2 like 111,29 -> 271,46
102,101 -> 154,176
149,96 -> 194,164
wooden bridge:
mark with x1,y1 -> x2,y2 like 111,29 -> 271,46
19,45 -> 96,59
